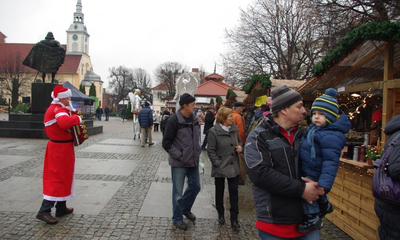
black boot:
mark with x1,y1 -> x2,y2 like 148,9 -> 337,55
218,214 -> 225,225
297,213 -> 323,233
231,218 -> 240,231
319,201 -> 334,218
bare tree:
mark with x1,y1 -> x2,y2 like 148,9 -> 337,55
132,68 -> 152,103
107,66 -> 136,104
154,62 -> 189,97
310,0 -> 400,22
222,0 -> 324,87
0,52 -> 34,108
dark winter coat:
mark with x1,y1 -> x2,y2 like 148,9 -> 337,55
203,111 -> 215,134
160,110 -> 170,133
374,114 -> 400,240
244,117 -> 306,224
207,123 -> 242,178
138,107 -> 153,128
299,112 -> 351,190
162,110 -> 201,168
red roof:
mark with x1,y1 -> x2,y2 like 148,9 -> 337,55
0,43 -> 81,74
152,81 -> 170,90
205,72 -> 224,80
195,80 -> 239,96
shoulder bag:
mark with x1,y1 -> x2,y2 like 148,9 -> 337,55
235,131 -> 247,184
372,133 -> 400,205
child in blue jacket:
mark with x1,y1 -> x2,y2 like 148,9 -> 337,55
298,88 -> 351,233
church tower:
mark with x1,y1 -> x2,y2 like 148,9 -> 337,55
66,0 -> 90,55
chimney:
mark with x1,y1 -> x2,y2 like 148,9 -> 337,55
192,68 -> 199,72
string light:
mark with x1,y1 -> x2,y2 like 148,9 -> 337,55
346,88 -> 374,120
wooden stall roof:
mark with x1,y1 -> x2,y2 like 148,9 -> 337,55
298,40 -> 400,99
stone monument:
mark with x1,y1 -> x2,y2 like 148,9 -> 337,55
23,32 -> 66,114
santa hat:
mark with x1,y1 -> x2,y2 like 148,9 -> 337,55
51,86 -> 72,102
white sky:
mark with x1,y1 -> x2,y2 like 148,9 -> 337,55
0,0 -> 252,88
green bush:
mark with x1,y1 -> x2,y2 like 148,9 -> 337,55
13,103 -> 30,113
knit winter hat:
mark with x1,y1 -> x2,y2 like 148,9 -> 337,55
271,85 -> 302,114
144,102 -> 150,107
179,93 -> 196,106
51,85 -> 72,102
311,88 -> 339,124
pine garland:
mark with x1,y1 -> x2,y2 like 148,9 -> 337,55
313,21 -> 400,77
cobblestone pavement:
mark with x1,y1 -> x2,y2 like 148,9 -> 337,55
0,117 -> 353,239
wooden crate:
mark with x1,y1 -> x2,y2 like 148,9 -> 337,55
326,159 -> 379,240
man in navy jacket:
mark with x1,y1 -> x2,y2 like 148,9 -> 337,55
138,102 -> 154,147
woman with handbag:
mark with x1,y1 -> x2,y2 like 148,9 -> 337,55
207,107 -> 243,231
374,114 -> 400,240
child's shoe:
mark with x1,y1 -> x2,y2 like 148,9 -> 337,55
319,201 -> 334,218
297,213 -> 323,233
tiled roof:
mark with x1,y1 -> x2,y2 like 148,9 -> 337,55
205,72 -> 224,80
152,81 -> 169,90
0,43 -> 81,74
195,80 -> 239,96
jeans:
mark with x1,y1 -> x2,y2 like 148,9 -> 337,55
302,175 -> 328,215
215,176 -> 239,220
258,229 -> 319,240
171,166 -> 201,223
302,194 -> 328,215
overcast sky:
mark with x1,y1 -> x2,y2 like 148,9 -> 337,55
0,0 -> 252,88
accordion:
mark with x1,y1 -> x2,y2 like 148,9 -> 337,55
71,110 -> 89,146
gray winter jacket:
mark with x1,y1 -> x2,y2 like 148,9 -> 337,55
162,110 -> 201,167
207,123 -> 242,178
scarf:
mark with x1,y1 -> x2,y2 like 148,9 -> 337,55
307,124 -> 322,161
220,123 -> 231,132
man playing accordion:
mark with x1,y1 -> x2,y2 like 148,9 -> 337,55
36,85 -> 82,224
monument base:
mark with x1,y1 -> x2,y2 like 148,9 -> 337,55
31,82 -> 56,114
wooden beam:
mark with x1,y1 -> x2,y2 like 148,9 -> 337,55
382,41 -> 395,143
336,79 -> 400,93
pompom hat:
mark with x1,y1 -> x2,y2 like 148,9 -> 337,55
51,85 -> 72,102
311,88 -> 339,124
271,85 -> 302,114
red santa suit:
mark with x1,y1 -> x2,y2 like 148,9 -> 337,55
42,89 -> 81,201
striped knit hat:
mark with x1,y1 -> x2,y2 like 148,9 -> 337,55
271,85 -> 302,114
311,88 -> 339,124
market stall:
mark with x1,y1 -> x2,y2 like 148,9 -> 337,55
297,21 -> 400,240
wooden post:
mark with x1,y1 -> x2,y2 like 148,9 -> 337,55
382,41 -> 395,143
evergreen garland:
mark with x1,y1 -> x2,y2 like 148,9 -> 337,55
313,21 -> 400,77
225,89 -> 237,108
243,74 -> 271,94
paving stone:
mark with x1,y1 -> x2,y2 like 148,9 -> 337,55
0,117 -> 353,239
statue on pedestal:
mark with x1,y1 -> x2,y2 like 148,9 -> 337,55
23,32 -> 66,83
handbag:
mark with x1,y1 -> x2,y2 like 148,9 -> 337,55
235,131 -> 247,184
372,133 -> 400,205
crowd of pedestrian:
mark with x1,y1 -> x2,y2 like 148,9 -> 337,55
37,85 -> 397,240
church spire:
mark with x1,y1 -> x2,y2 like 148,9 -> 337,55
66,0 -> 90,54
74,0 -> 84,24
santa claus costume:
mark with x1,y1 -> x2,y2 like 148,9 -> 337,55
36,86 -> 82,224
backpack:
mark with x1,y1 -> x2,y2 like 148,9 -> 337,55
372,133 -> 400,205
247,117 -> 262,135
